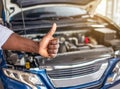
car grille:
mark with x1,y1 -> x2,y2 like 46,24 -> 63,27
46,58 -> 108,88
47,61 -> 105,79
85,82 -> 102,89
58,81 -> 103,89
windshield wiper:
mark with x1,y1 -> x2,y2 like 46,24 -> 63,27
12,12 -> 76,22
13,12 -> 59,20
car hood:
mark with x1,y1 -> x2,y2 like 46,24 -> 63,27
2,0 -> 101,22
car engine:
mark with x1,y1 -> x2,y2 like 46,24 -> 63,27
3,15 -> 120,71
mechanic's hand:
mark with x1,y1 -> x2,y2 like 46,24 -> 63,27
39,23 -> 59,58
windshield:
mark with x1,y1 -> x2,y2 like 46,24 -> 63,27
11,6 -> 86,21
11,6 -> 87,30
28,6 -> 86,17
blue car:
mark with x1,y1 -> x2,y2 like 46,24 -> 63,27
1,0 -> 120,89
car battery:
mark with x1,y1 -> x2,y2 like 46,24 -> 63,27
92,28 -> 116,44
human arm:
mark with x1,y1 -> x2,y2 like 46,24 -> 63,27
2,23 -> 59,58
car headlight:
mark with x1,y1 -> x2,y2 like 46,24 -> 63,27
3,68 -> 44,89
106,61 -> 120,84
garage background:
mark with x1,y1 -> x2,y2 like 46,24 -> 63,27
97,0 -> 120,25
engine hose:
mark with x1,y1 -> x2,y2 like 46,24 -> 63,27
68,37 -> 85,47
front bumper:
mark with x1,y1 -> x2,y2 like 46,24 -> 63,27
1,57 -> 120,89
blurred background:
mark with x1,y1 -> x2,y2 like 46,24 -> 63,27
96,0 -> 120,25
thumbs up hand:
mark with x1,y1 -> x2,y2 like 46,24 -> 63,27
39,23 -> 59,58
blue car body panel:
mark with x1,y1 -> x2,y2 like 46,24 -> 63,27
1,49 -> 120,89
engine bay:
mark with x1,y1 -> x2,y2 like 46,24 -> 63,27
3,15 -> 120,71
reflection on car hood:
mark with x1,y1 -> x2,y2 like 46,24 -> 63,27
11,0 -> 100,8
2,0 -> 101,22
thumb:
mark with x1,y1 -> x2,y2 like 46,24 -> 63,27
46,23 -> 57,37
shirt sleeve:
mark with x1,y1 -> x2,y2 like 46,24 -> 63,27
0,25 -> 14,49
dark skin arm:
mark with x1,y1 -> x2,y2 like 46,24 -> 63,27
2,23 -> 59,58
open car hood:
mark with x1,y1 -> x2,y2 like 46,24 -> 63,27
2,0 -> 101,22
